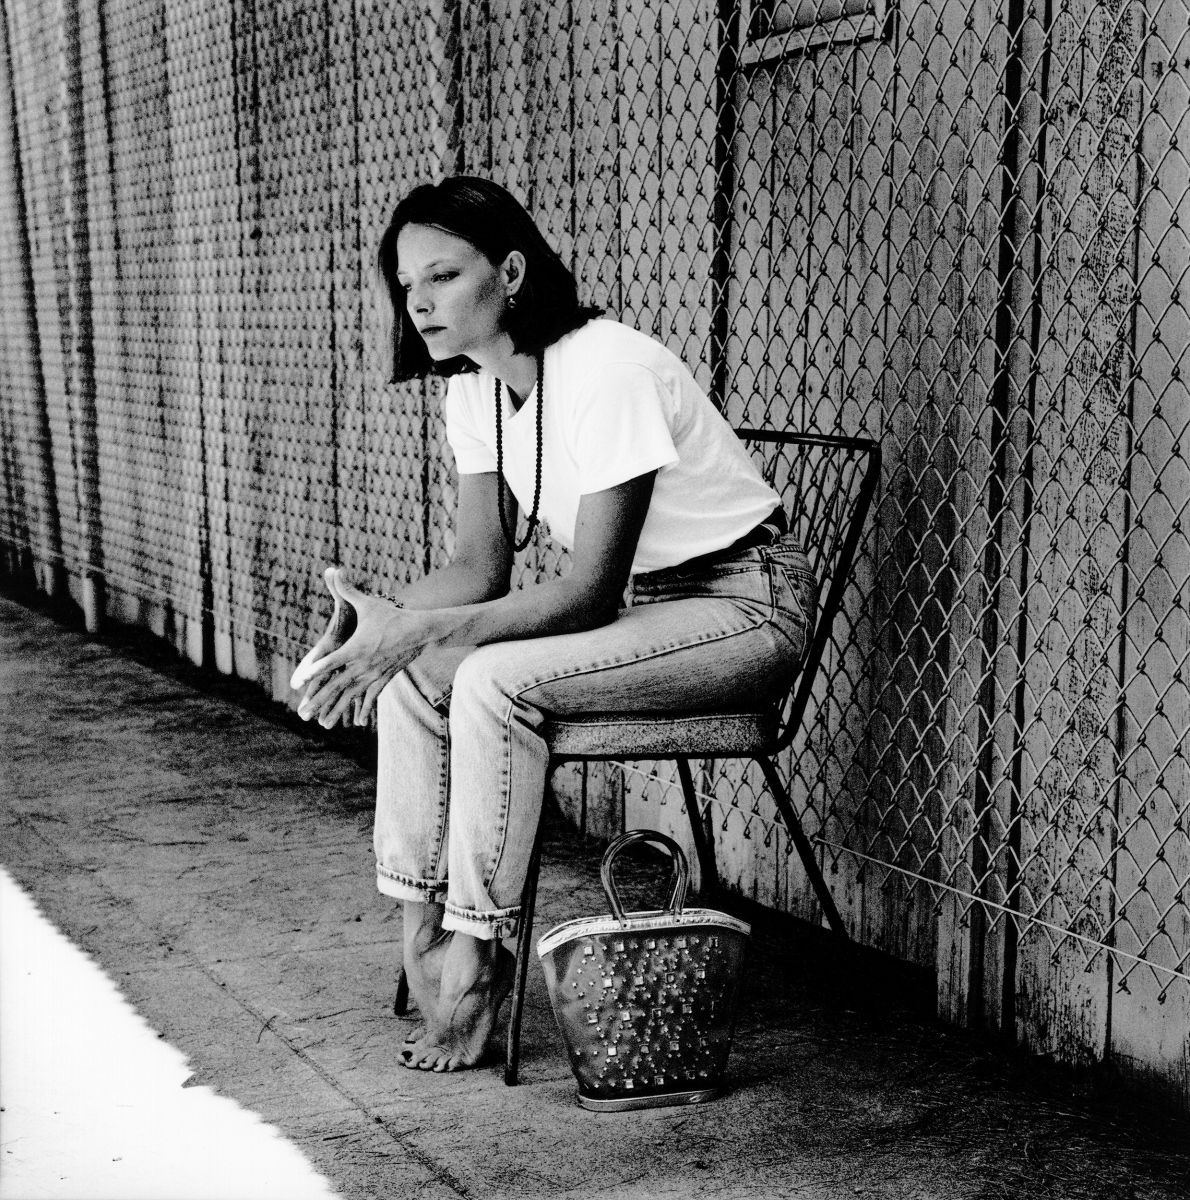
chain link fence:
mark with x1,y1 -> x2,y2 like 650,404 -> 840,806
1,0 -> 1187,1101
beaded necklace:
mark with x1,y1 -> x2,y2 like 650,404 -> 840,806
494,350 -> 544,551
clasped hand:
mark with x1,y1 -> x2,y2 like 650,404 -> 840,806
290,567 -> 426,728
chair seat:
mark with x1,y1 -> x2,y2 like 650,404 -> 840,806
543,708 -> 780,758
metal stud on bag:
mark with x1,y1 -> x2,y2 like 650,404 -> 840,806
537,830 -> 750,1111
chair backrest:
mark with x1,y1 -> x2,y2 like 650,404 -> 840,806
736,428 -> 882,753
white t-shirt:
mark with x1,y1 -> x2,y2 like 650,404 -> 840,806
443,319 -> 780,574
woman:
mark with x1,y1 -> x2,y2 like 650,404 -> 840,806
292,176 -> 814,1073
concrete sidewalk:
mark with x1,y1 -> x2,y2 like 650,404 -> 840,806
2,591 -> 1187,1200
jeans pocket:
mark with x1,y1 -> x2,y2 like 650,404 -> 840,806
632,555 -> 772,607
762,545 -> 817,654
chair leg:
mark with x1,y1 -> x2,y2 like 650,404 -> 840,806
755,755 -> 849,940
393,967 -> 411,1017
676,757 -> 719,895
505,818 -> 545,1085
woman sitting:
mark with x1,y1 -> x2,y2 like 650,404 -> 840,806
292,176 -> 814,1072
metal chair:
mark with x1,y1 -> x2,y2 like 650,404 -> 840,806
396,429 -> 882,1085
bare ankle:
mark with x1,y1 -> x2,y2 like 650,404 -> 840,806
411,921 -> 451,956
401,901 -> 451,1019
442,933 -> 500,982
403,900 -> 448,953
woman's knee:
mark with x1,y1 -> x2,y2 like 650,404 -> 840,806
375,670 -> 422,733
448,644 -> 537,725
449,646 -> 507,709
377,647 -> 466,730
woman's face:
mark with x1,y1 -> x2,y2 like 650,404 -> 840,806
395,223 -> 515,363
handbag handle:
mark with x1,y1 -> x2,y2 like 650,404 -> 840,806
600,830 -> 690,922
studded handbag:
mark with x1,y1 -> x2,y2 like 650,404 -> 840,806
537,829 -> 751,1111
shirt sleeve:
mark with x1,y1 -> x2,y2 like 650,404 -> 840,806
570,361 -> 681,494
443,375 -> 497,475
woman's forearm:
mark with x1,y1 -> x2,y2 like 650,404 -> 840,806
417,575 -> 618,650
389,559 -> 509,610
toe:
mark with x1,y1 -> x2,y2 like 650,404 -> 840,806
415,1045 -> 449,1071
400,1041 -> 432,1069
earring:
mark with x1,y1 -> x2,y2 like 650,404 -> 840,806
507,293 -> 518,309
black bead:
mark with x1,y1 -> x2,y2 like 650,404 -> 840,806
495,350 -> 544,552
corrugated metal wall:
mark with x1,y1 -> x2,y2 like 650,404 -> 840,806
1,0 -> 1187,1105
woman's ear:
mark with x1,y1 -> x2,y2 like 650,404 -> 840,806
501,250 -> 527,300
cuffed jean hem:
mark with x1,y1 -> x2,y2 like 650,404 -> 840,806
443,902 -> 521,941
376,866 -> 448,903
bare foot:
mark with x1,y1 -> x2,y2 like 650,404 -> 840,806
399,902 -> 450,1046
401,937 -> 516,1073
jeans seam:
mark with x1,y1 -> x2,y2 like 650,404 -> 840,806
508,601 -> 772,702
433,713 -> 451,881
769,611 -> 810,658
377,864 -> 448,894
444,900 -> 520,921
443,903 -> 519,938
483,696 -> 516,895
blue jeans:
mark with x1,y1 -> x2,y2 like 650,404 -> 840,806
373,537 -> 816,939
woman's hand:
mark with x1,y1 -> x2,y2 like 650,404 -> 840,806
290,567 -> 358,695
292,569 -> 432,728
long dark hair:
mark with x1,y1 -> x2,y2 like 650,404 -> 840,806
378,176 -> 603,381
